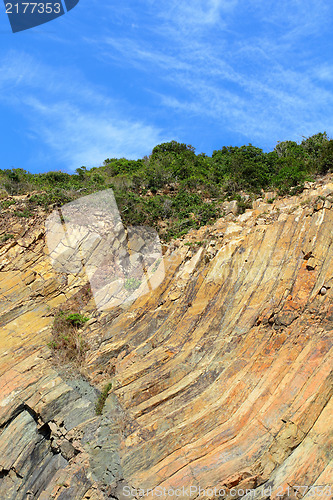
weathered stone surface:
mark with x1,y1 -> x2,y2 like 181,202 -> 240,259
0,179 -> 332,498
223,199 -> 239,215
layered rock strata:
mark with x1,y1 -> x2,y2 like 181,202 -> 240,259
0,179 -> 332,499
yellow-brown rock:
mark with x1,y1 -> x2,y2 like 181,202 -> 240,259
0,180 -> 332,499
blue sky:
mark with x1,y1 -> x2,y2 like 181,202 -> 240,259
1,0 -> 333,173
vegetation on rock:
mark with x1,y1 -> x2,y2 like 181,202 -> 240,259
124,277 -> 142,292
0,132 -> 332,240
95,382 -> 112,415
48,310 -> 90,363
0,232 -> 15,244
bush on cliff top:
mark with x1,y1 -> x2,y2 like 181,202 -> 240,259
0,132 -> 332,240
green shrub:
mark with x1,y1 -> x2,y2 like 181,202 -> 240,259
184,241 -> 203,248
316,140 -> 333,174
40,171 -> 71,185
2,168 -> 33,195
65,313 -> 90,327
14,208 -> 32,218
300,132 -> 329,158
196,202 -> 219,225
95,382 -> 112,415
272,158 -> 308,194
48,310 -> 90,363
28,189 -> 75,209
0,131 -> 331,242
0,199 -> 16,209
0,187 -> 8,199
124,278 -> 142,292
0,233 -> 15,244
232,194 -> 253,214
103,158 -> 143,177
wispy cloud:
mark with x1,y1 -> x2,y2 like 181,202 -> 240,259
0,51 -> 165,171
157,0 -> 238,28
23,98 -> 163,169
1,0 -> 332,172
250,0 -> 331,35
89,0 -> 333,147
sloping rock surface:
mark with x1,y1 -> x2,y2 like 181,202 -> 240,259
0,179 -> 332,499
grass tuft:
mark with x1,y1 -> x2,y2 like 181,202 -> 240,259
95,383 -> 112,415
48,310 -> 90,363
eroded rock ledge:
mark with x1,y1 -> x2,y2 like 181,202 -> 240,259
0,179 -> 332,499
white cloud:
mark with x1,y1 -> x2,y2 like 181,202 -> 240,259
158,0 -> 238,28
251,0 -> 330,33
0,51 -> 165,171
90,1 -> 333,147
1,0 -> 333,169
23,98 -> 163,169
311,64 -> 333,83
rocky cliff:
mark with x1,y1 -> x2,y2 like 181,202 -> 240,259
0,178 -> 332,499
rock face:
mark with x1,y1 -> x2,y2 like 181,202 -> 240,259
0,179 -> 332,499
